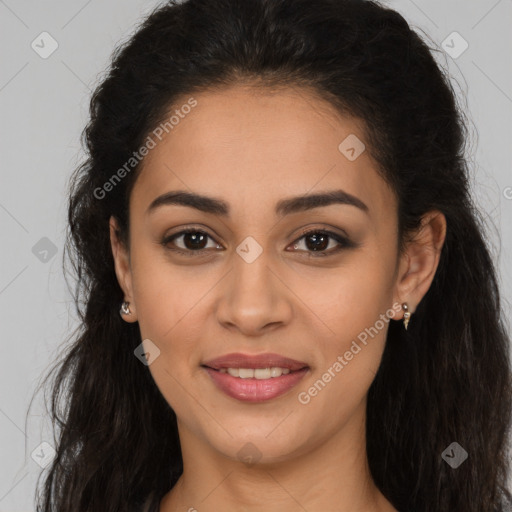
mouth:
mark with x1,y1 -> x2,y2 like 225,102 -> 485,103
201,352 -> 310,402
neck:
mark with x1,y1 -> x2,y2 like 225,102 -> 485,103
160,404 -> 396,512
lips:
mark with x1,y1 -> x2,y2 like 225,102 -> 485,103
202,352 -> 309,371
201,352 -> 310,402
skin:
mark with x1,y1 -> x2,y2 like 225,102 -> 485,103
110,84 -> 446,512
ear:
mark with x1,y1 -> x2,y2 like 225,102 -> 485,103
392,210 -> 447,319
110,216 -> 138,322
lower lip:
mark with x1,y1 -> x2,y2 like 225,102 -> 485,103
203,367 -> 309,402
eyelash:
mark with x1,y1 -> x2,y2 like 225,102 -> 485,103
161,226 -> 357,258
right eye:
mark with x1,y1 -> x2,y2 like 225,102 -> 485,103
161,228 -> 223,256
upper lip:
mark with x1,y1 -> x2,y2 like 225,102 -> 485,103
202,352 -> 309,371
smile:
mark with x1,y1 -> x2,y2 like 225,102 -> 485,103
201,352 -> 310,402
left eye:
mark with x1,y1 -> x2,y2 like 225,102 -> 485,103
290,230 -> 349,254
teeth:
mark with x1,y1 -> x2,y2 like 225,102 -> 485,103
219,367 -> 291,378
239,368 -> 255,379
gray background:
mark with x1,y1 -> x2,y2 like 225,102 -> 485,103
1,0 -> 511,509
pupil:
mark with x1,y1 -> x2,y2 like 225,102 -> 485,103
184,232 -> 207,250
306,233 -> 328,251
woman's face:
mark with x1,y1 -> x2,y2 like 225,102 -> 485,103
111,85 -> 426,464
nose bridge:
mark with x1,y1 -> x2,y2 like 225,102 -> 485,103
216,234 -> 292,334
235,236 -> 270,289
231,234 -> 275,306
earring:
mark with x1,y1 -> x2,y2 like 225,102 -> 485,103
402,302 -> 411,330
120,301 -> 131,316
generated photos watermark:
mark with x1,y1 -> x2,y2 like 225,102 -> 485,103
297,301 -> 402,405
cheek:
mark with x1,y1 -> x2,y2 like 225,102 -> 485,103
129,256 -> 208,414
299,250 -> 395,346
295,302 -> 390,434
130,246 -> 215,341
296,250 -> 395,400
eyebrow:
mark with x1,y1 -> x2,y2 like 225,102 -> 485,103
146,189 -> 369,217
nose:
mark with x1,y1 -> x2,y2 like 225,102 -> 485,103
215,243 -> 293,337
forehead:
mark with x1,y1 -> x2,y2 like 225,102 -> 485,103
130,85 -> 395,222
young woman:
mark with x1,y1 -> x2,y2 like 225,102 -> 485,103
35,0 -> 512,511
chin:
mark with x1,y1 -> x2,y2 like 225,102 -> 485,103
200,421 -> 312,466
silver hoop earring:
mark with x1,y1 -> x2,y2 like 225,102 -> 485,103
402,302 -> 411,330
120,301 -> 131,316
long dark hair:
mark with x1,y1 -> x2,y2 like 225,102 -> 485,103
33,0 -> 512,510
